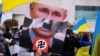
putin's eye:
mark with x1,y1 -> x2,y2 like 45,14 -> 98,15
39,8 -> 49,13
52,11 -> 61,17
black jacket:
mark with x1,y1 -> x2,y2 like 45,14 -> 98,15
19,29 -> 64,54
23,17 -> 32,27
19,29 -> 33,51
62,37 -> 81,56
3,31 -> 12,40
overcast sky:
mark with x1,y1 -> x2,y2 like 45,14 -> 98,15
0,0 -> 2,4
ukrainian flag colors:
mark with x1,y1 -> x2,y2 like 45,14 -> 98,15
76,46 -> 90,56
92,33 -> 100,56
92,10 -> 100,56
2,0 -> 38,12
72,17 -> 89,33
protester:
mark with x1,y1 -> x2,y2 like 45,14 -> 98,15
76,32 -> 91,56
62,29 -> 81,56
0,26 -> 10,56
0,30 -> 6,56
3,28 -> 12,40
10,28 -> 20,56
12,28 -> 20,42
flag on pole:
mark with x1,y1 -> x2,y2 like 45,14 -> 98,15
92,10 -> 100,56
72,17 -> 89,33
2,0 -> 38,12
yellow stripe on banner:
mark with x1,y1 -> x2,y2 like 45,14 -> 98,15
92,33 -> 100,56
76,23 -> 88,32
31,0 -> 38,2
2,0 -> 38,12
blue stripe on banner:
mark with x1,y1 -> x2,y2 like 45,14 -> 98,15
72,17 -> 86,31
92,10 -> 100,56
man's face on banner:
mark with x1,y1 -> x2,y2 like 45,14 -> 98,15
30,2 -> 67,22
30,2 -> 67,38
31,18 -> 67,38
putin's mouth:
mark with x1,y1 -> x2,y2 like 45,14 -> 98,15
40,27 -> 50,32
32,27 -> 55,38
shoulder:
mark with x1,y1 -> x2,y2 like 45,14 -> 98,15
53,38 -> 63,45
23,17 -> 32,27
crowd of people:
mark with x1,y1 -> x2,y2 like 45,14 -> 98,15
0,2 -> 92,56
0,24 -> 92,56
62,28 -> 92,56
0,25 -> 22,56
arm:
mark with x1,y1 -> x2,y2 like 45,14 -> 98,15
74,38 -> 81,48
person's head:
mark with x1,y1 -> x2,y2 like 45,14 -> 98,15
11,28 -> 18,34
65,29 -> 76,39
66,29 -> 73,35
82,32 -> 89,41
30,2 -> 67,22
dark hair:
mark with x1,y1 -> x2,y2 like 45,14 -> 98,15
66,29 -> 76,39
12,28 -> 18,32
6,28 -> 10,32
66,29 -> 73,35
82,33 -> 89,41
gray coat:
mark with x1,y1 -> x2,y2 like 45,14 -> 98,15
0,36 -> 8,54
